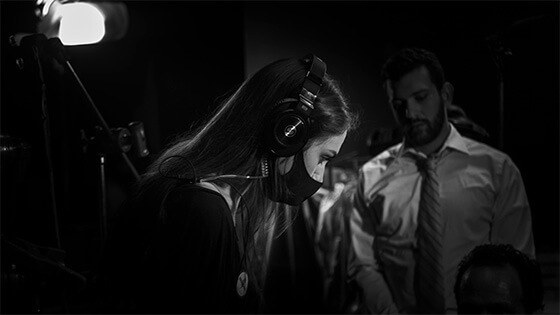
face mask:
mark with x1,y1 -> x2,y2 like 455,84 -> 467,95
273,150 -> 323,206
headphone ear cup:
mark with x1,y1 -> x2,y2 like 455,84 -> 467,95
269,108 -> 309,157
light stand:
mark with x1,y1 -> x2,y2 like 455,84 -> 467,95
13,34 -> 63,250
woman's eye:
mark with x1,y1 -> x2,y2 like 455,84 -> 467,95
320,156 -> 332,164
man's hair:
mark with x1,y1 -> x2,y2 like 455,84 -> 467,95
454,244 -> 544,313
381,47 -> 446,90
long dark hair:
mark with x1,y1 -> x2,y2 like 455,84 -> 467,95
131,55 -> 357,292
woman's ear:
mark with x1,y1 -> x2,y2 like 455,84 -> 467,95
276,156 -> 294,175
442,82 -> 454,106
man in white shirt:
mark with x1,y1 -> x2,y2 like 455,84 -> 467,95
349,47 -> 534,314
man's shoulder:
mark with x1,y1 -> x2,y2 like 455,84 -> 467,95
461,136 -> 513,166
362,143 -> 402,173
359,144 -> 403,190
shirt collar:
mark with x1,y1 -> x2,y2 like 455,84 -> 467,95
445,123 -> 470,155
396,123 -> 470,158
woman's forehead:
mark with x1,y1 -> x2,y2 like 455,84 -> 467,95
309,131 -> 347,153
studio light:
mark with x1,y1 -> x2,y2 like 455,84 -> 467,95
36,0 -> 128,46
59,2 -> 105,45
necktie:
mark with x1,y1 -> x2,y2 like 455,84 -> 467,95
414,155 -> 446,314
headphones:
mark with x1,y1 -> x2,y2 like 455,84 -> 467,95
267,54 -> 327,157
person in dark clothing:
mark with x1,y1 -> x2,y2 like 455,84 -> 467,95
454,243 -> 544,314
95,54 -> 357,313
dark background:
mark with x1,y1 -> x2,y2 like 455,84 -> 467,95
1,0 -> 558,313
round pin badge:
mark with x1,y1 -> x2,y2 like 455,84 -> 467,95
236,271 -> 248,297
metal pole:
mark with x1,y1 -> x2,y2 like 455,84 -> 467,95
34,46 -> 62,249
99,154 -> 108,247
65,61 -> 140,181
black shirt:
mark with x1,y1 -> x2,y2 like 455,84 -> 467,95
98,183 -> 258,313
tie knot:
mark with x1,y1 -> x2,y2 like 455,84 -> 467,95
409,154 -> 436,173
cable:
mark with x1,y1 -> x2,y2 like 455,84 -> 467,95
157,155 -> 270,183
200,174 -> 266,182
200,156 -> 269,182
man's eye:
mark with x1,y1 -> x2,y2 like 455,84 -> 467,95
415,94 -> 427,102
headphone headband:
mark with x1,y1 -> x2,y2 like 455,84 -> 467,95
267,54 -> 327,157
296,54 -> 327,116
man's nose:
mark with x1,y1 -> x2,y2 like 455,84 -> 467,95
405,101 -> 422,119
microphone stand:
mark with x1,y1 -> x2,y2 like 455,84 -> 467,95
60,52 -> 140,181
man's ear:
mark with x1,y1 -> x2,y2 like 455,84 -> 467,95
442,82 -> 454,106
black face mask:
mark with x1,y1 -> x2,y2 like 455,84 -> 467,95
272,150 -> 323,206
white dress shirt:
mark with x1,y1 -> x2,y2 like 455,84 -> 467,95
349,124 -> 535,314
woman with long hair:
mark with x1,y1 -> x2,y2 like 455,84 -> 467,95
97,55 -> 357,313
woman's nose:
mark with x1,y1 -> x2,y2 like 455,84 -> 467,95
312,165 -> 324,182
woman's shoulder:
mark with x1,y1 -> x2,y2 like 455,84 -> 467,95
162,182 -> 233,227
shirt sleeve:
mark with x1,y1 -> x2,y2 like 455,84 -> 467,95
490,157 -> 535,258
349,169 -> 399,314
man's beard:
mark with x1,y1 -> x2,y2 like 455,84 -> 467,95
403,99 -> 445,147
